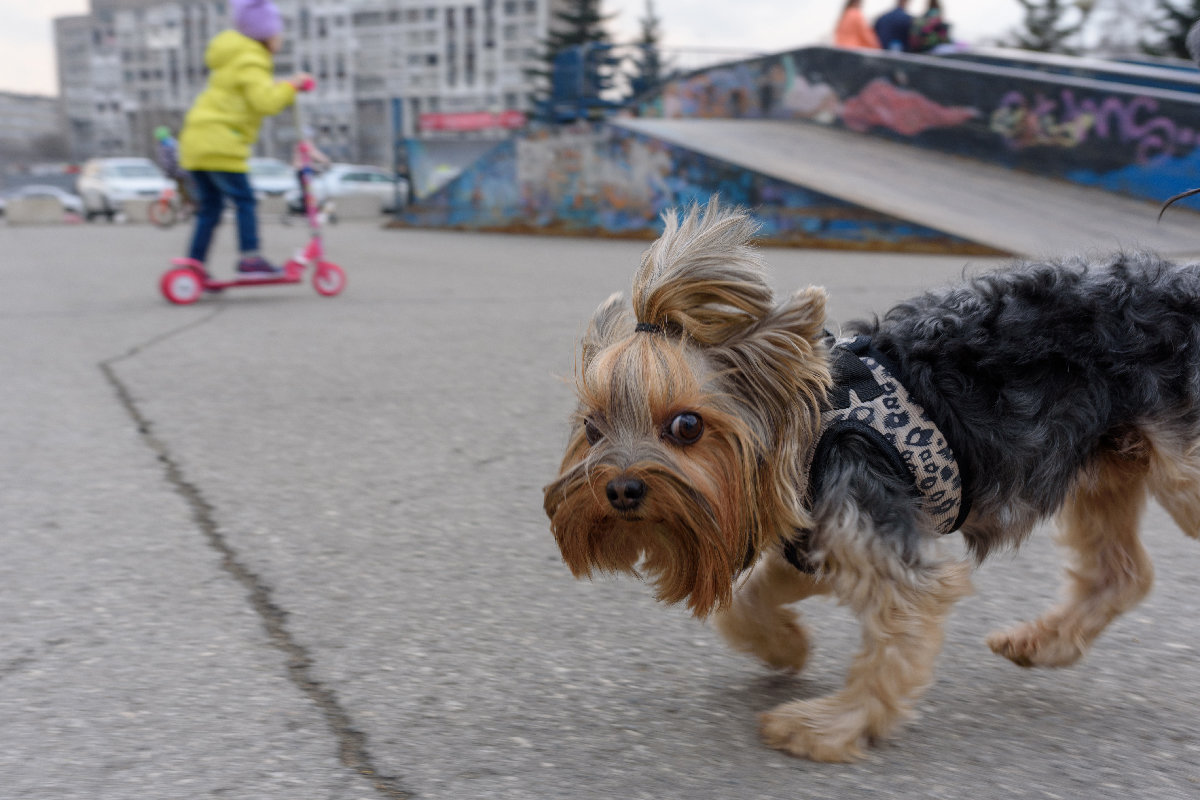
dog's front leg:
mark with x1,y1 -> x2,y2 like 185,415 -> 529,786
759,503 -> 972,761
713,548 -> 831,672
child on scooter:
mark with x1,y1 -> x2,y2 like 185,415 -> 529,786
179,0 -> 312,276
290,127 -> 332,223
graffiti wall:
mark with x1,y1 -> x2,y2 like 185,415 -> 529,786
397,123 -> 992,253
637,47 -> 1200,206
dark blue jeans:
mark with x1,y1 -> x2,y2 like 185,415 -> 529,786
187,170 -> 259,263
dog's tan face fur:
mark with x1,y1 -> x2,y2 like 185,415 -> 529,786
543,203 -> 830,616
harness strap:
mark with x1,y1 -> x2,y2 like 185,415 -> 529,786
784,336 -> 970,574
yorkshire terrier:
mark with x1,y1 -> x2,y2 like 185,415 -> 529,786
543,200 -> 1200,761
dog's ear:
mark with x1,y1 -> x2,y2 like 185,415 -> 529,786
581,292 -> 632,371
768,285 -> 828,349
713,285 -> 830,414
631,200 -> 774,344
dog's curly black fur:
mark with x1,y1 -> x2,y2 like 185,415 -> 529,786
834,252 -> 1200,562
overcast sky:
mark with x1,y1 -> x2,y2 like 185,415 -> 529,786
0,0 -> 1027,97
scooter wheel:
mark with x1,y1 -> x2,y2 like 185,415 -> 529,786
160,268 -> 203,305
313,261 -> 346,297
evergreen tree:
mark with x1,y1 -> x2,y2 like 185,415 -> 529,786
628,0 -> 666,98
1008,0 -> 1096,54
549,0 -> 615,51
527,0 -> 618,121
1141,0 -> 1200,58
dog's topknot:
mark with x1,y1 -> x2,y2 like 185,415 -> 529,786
632,199 -> 772,345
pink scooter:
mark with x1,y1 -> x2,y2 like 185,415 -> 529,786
159,79 -> 346,305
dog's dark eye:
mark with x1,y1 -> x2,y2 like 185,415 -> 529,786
665,412 -> 704,445
584,419 -> 603,445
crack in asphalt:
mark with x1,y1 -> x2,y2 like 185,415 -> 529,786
100,312 -> 414,800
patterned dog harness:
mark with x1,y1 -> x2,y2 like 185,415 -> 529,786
785,335 -> 969,573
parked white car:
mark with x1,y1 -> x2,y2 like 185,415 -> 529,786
76,157 -> 173,219
285,164 -> 407,214
248,157 -> 294,197
0,184 -> 85,216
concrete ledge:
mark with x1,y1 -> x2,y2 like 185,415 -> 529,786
118,199 -> 154,224
328,193 -> 384,220
5,197 -> 69,225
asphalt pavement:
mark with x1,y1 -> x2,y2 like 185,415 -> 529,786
2,218 -> 1199,799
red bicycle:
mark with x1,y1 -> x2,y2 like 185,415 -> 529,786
148,184 -> 195,229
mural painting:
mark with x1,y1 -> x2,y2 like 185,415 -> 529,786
637,46 -> 1200,205
399,123 -> 992,253
640,52 -> 980,138
399,46 -> 1200,245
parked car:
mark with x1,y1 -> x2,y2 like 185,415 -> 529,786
0,184 -> 85,216
285,164 -> 408,214
76,157 -> 173,219
248,157 -> 294,197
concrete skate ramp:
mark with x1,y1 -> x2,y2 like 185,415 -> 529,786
615,117 -> 1200,258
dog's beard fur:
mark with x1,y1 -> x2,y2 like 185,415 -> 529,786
544,201 -> 831,617
544,445 -> 748,616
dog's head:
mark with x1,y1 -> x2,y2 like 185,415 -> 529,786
543,201 -> 831,616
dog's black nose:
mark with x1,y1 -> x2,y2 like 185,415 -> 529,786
606,477 -> 646,511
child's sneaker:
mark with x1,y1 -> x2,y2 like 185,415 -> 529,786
236,254 -> 282,275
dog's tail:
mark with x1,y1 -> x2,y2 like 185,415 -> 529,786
1158,186 -> 1200,221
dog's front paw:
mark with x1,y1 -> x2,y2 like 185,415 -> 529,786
986,619 -> 1085,668
759,698 -> 867,762
713,605 -> 811,672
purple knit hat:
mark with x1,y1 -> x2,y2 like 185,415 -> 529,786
230,0 -> 283,42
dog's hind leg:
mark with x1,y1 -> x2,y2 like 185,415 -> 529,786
1146,432 -> 1200,540
987,450 -> 1154,668
759,514 -> 972,761
713,548 -> 830,672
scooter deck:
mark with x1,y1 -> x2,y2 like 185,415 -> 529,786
202,273 -> 303,290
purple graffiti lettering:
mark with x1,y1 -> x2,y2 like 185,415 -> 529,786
1134,116 -> 1178,163
996,90 -> 1027,112
1032,93 -> 1058,119
993,87 -> 1198,164
1063,92 -> 1186,163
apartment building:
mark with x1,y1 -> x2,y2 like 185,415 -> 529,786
352,0 -> 552,164
55,10 -> 128,159
0,92 -> 67,164
55,0 -> 564,166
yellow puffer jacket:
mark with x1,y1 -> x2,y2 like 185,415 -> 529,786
179,30 -> 296,173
